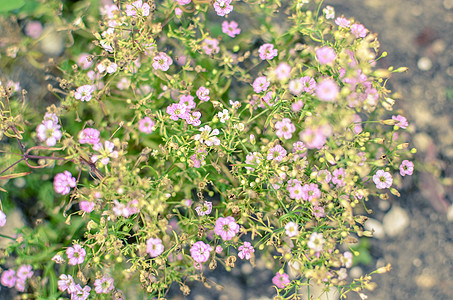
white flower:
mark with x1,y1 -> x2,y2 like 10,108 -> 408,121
307,232 -> 325,252
194,125 -> 221,146
218,109 -> 230,123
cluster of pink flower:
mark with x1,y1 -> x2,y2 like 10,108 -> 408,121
58,274 -> 115,299
112,199 -> 140,218
125,0 -> 150,17
167,94 -> 203,126
53,171 -> 77,195
36,112 -> 62,146
0,265 -> 33,292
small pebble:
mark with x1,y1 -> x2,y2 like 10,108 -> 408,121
417,57 -> 432,71
383,206 -> 410,237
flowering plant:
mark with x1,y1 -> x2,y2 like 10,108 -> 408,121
0,0 -> 414,299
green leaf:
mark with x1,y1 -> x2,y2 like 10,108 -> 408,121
0,0 -> 25,12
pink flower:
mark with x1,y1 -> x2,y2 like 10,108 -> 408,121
17,265 -> 33,280
238,242 -> 255,260
195,201 -> 212,216
316,46 -> 336,65
252,76 -> 270,93
332,168 -> 346,186
179,95 -> 196,110
312,205 -> 325,218
146,238 -> 164,257
245,152 -> 263,170
222,21 -> 241,37
153,52 -> 173,71
175,7 -> 183,16
291,100 -> 304,112
58,274 -> 76,293
36,120 -> 62,146
79,201 -> 95,213
177,0 -> 191,5
0,210 -> 6,227
292,141 -> 307,159
125,0 -> 150,17
400,160 -> 414,176
341,251 -> 353,268
94,275 -> 114,294
15,278 -> 26,292
307,232 -> 325,252
373,170 -> 393,189
258,43 -> 278,60
214,216 -> 240,241
187,111 -> 202,126
202,38 -> 220,55
77,53 -> 93,70
190,241 -> 212,263
317,169 -> 332,184
97,60 -> 117,73
301,76 -> 317,93
75,85 -> 95,102
1,269 -> 16,288
285,222 -> 299,237
323,5 -> 335,19
71,284 -> 91,300
91,141 -> 119,165
78,128 -> 100,145
54,171 -> 77,195
213,0 -> 233,17
138,117 -> 155,134
267,144 -> 287,162
272,272 -> 290,289
392,115 -> 408,129
167,103 -> 189,121
275,118 -> 296,140
335,17 -> 351,28
24,21 -> 43,39
196,86 -> 210,101
66,244 -> 86,265
316,78 -> 339,102
301,183 -> 321,202
351,23 -> 368,38
275,63 -> 291,81
287,183 -> 303,200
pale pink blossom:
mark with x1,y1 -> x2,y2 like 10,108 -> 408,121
195,201 -> 212,216
275,118 -> 295,140
316,46 -> 336,65
332,168 -> 346,186
54,171 -> 77,195
193,125 -> 220,147
75,85 -> 95,102
196,86 -> 210,101
58,274 -> 76,293
94,275 -> 114,294
323,6 -> 335,19
285,222 -> 299,237
78,128 -> 100,145
24,21 -> 43,39
190,241 -> 212,263
36,120 -> 62,147
272,272 -> 290,289
66,244 -> 86,265
213,0 -> 233,17
222,21 -> 241,37
203,38 -> 220,55
91,141 -> 119,165
77,53 -> 93,70
252,76 -> 270,93
17,265 -> 33,280
214,216 -> 239,241
258,43 -> 278,60
373,170 -> 393,189
79,201 -> 95,213
0,210 -> 6,227
138,117 -> 155,134
125,0 -> 150,17
316,78 -> 339,102
71,284 -> 91,300
335,17 -> 351,28
351,23 -> 368,38
1,269 -> 16,288
392,115 -> 408,129
238,242 -> 255,260
146,238 -> 164,257
400,160 -> 414,176
267,144 -> 287,162
177,0 -> 191,5
307,232 -> 325,252
275,63 -> 291,81
153,52 -> 173,71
